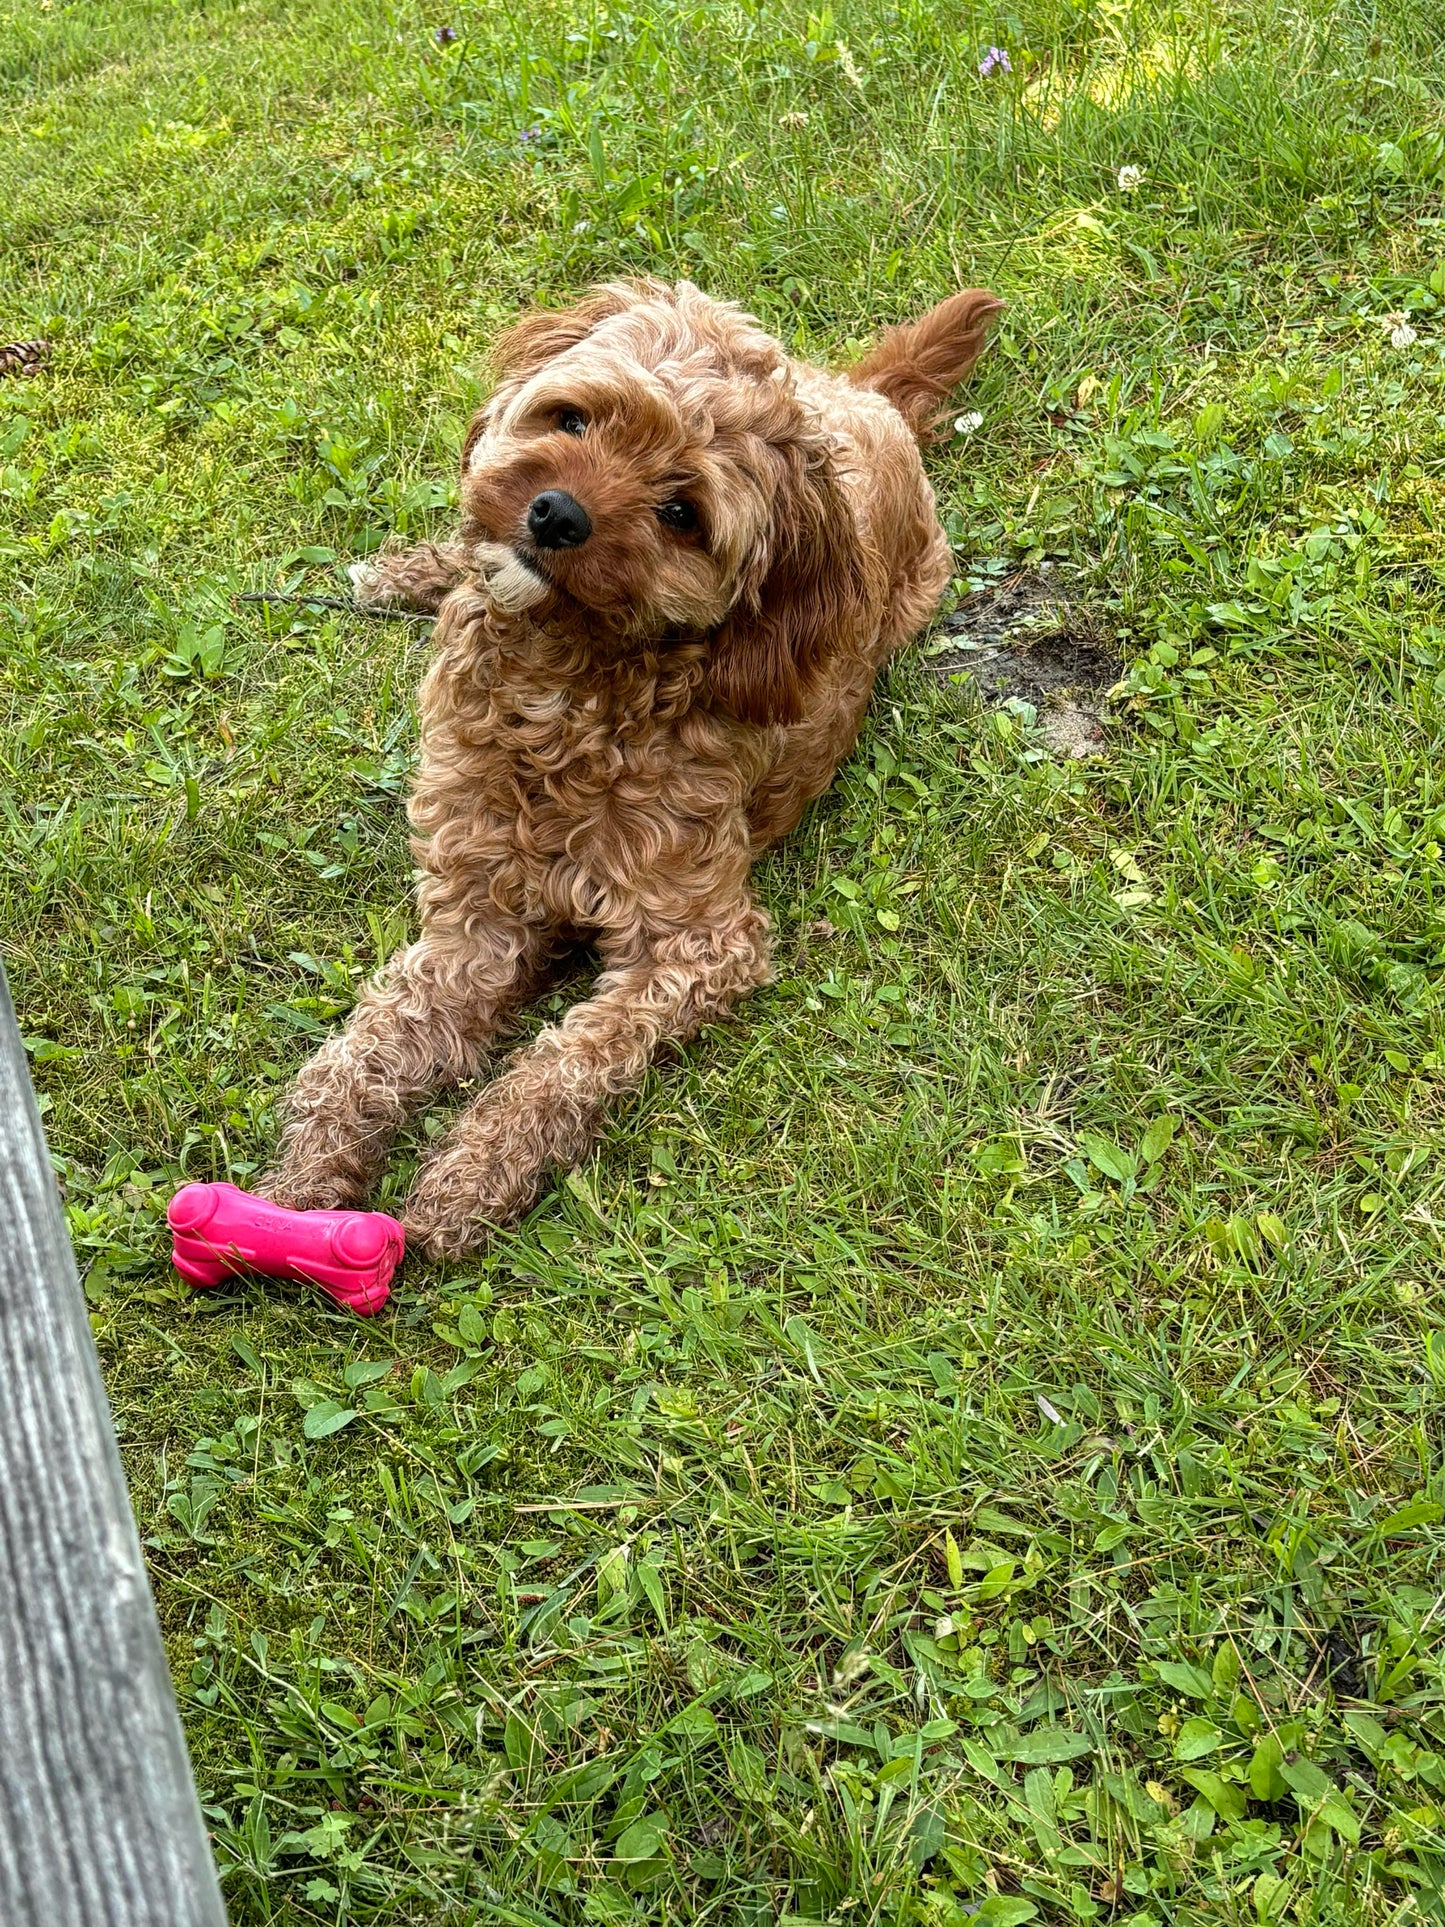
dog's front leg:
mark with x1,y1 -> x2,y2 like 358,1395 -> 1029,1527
350,541 -> 469,614
403,909 -> 772,1259
262,927 -> 543,1211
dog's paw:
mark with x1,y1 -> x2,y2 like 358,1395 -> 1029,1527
348,558 -> 397,611
407,1216 -> 491,1264
254,1163 -> 369,1214
401,1195 -> 493,1264
403,1151 -> 527,1261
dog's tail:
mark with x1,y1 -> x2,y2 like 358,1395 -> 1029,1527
845,289 -> 1003,441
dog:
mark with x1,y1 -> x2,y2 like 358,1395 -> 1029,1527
263,277 -> 1001,1257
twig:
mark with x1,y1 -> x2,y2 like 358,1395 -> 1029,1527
233,591 -> 435,624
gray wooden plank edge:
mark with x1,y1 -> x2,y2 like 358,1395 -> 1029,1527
0,962 -> 228,1926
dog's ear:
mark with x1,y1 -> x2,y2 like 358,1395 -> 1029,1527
708,437 -> 870,729
491,282 -> 644,384
464,282 -> 649,468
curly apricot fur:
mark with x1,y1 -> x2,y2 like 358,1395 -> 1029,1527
265,278 -> 1000,1257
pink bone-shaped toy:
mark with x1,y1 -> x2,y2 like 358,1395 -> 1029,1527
167,1182 -> 402,1316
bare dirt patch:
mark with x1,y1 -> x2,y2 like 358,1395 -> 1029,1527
924,570 -> 1120,757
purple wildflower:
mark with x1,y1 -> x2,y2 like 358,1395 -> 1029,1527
518,124 -> 543,146
434,24 -> 458,45
978,46 -> 1011,77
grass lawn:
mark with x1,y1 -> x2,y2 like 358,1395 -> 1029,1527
7,0 -> 1445,1919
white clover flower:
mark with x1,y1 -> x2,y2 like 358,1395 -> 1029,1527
1117,165 -> 1144,191
954,410 -> 984,436
778,110 -> 810,129
1383,311 -> 1419,349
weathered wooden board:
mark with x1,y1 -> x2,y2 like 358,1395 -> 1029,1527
0,964 -> 227,1924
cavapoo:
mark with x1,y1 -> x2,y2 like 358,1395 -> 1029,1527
264,277 -> 1001,1257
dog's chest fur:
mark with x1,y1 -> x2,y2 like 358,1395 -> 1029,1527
409,599 -> 772,938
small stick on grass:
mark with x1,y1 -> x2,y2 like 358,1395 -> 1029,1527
233,591 -> 436,624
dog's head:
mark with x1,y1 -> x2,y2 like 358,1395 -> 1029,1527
459,279 -> 871,726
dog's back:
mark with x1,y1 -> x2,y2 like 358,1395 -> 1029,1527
746,290 -> 1003,847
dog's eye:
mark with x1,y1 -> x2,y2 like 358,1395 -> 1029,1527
656,499 -> 699,535
556,408 -> 587,436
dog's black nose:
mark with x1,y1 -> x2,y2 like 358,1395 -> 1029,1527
526,489 -> 591,550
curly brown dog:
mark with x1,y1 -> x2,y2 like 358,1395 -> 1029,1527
263,277 -> 1001,1258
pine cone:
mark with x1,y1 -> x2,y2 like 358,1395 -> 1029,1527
0,339 -> 49,378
